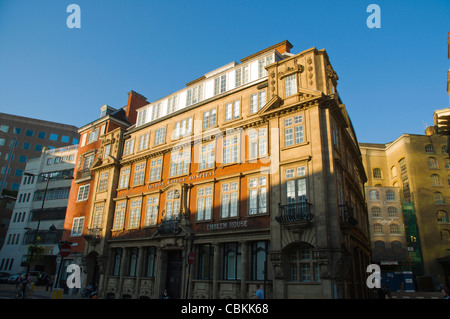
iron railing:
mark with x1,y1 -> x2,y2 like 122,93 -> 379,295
276,201 -> 313,224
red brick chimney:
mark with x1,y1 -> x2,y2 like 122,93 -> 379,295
126,90 -> 148,125
275,40 -> 293,55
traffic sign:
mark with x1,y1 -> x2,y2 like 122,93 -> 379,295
188,251 -> 195,264
60,243 -> 71,257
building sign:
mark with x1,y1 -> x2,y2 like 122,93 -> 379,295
205,219 -> 248,231
147,171 -> 216,190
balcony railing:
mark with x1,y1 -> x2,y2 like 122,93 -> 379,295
76,169 -> 91,180
157,218 -> 180,235
85,228 -> 103,243
276,201 -> 313,224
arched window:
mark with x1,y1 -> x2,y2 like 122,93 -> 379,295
389,223 -> 400,234
440,230 -> 450,242
425,144 -> 436,153
373,168 -> 382,179
373,223 -> 383,234
434,192 -> 445,205
369,190 -> 380,201
391,165 -> 397,178
371,206 -> 381,217
431,174 -> 441,186
386,190 -> 395,201
388,206 -> 398,217
428,157 -> 438,169
437,211 -> 449,223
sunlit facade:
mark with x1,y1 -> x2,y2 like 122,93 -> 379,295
70,41 -> 371,299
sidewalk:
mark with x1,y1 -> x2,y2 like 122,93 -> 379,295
390,291 -> 443,299
29,284 -> 82,299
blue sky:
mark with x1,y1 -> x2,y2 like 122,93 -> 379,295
0,0 -> 449,143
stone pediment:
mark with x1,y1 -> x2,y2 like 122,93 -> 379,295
297,87 -> 324,102
257,95 -> 283,115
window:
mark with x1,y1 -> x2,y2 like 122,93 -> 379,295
61,135 -> 70,143
284,115 -> 304,147
167,95 -> 179,113
154,127 -> 166,146
165,189 -> 180,220
289,246 -> 320,283
224,243 -> 241,280
77,184 -> 90,201
388,206 -> 398,217
371,206 -> 381,217
434,192 -> 445,205
169,148 -> 190,176
425,144 -> 435,153
221,181 -> 239,218
428,157 -> 438,169
252,241 -> 269,281
13,127 -> 21,135
128,248 -> 138,277
199,142 -> 215,170
146,247 -> 157,277
285,74 -> 297,97
128,199 -> 142,228
92,204 -> 103,229
443,146 -> 448,154
38,131 -> 46,139
87,128 -> 99,143
197,186 -> 213,221
50,133 -> 58,141
123,138 -> 135,156
98,171 -> 109,191
186,84 -> 204,107
438,211 -> 449,223
373,223 -> 383,234
214,74 -> 227,96
258,55 -> 273,78
225,100 -> 240,122
25,129 -> 34,137
144,195 -> 159,226
202,109 -> 217,130
386,190 -> 395,201
248,127 -> 267,159
286,167 -> 307,205
35,144 -> 43,152
249,176 -> 267,215
440,230 -> 450,242
118,167 -> 130,189
112,249 -> 122,276
369,190 -> 380,201
373,168 -> 382,179
390,223 -> 401,234
198,244 -> 213,280
18,156 -> 27,163
0,125 -> 8,133
223,133 -> 240,164
138,133 -> 149,151
149,158 -> 163,182
250,90 -> 267,114
136,108 -> 148,126
173,117 -> 193,140
71,217 -> 85,236
133,162 -> 146,186
22,142 -> 30,150
151,103 -> 161,121
113,202 -> 126,230
431,174 -> 442,186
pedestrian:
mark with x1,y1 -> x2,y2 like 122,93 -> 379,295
442,288 -> 450,299
161,289 -> 170,299
256,284 -> 264,299
46,275 -> 54,291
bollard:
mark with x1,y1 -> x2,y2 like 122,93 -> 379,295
51,288 -> 63,299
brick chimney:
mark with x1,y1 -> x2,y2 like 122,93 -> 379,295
126,90 -> 148,125
275,40 -> 293,55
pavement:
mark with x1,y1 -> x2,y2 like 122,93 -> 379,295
390,291 -> 443,299
0,283 -> 83,299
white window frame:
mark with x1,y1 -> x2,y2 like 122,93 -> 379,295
284,115 -> 304,147
197,185 -> 213,221
71,217 -> 85,236
248,127 -> 267,159
128,198 -> 142,229
154,127 -> 166,146
113,202 -> 126,230
221,180 -> 239,218
77,184 -> 90,201
199,142 -> 215,170
149,157 -> 163,182
248,176 -> 267,215
123,138 -> 135,156
285,74 -> 297,97
223,133 -> 240,165
144,195 -> 159,226
133,162 -> 146,186
118,167 -> 130,189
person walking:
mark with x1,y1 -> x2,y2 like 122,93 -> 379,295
256,284 -> 264,299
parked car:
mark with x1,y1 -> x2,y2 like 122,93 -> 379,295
0,272 -> 11,284
7,274 -> 21,285
7,271 -> 49,286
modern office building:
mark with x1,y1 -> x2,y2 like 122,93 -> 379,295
361,128 -> 450,291
0,113 -> 79,194
63,40 -> 372,299
0,145 -> 77,276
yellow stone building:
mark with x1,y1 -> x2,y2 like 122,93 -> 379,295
360,128 -> 450,290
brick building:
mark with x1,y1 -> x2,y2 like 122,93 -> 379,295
63,41 -> 372,299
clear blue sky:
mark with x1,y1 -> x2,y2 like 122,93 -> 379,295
0,0 -> 449,144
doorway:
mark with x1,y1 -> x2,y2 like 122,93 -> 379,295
165,251 -> 182,299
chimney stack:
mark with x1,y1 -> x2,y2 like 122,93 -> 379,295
126,90 -> 148,125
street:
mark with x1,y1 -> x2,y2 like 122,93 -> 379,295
0,283 -> 80,299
